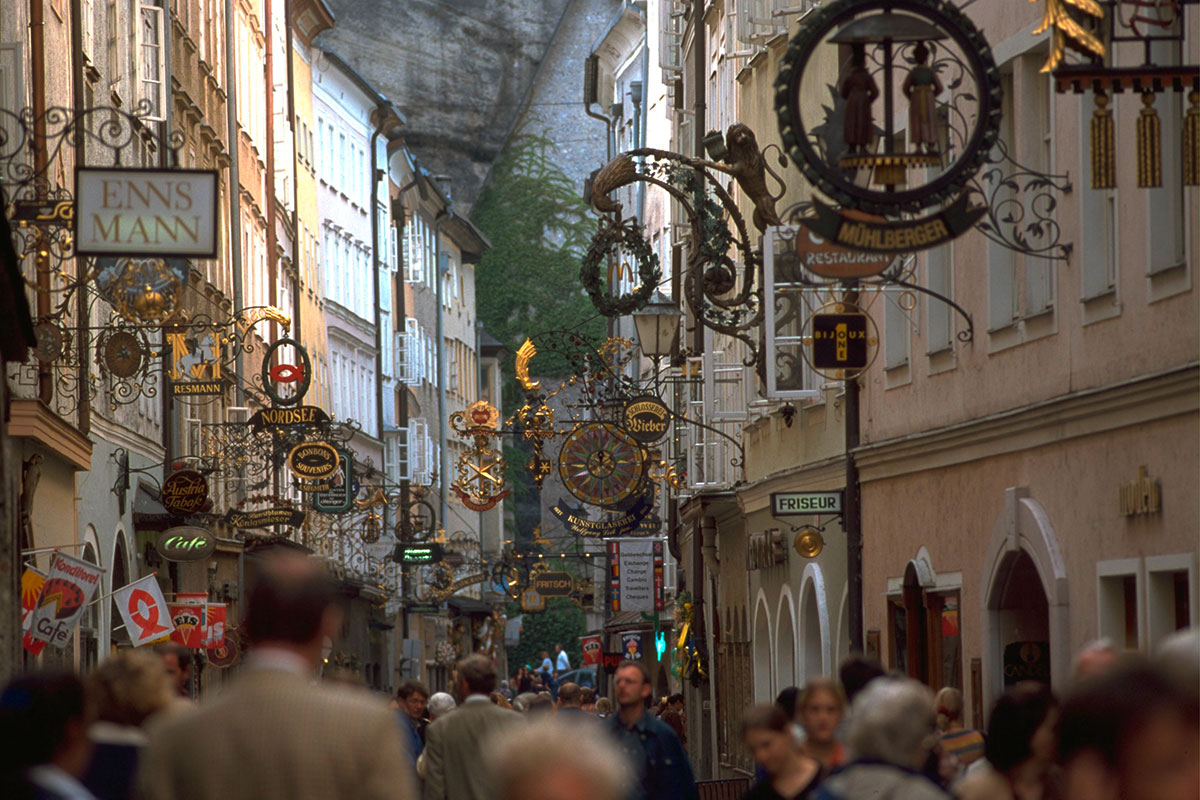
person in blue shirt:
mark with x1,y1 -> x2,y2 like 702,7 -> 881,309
608,660 -> 698,800
395,679 -> 429,770
555,643 -> 571,673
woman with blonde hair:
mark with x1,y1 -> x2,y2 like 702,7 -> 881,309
796,677 -> 848,770
935,687 -> 984,774
82,651 -> 174,800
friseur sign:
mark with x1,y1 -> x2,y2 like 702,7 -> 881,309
75,168 -> 219,257
771,491 -> 843,516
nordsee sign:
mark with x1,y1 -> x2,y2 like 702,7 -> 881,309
75,168 -> 219,257
771,491 -> 843,516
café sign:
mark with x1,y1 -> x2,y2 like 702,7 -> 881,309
155,526 -> 217,562
75,168 -> 219,257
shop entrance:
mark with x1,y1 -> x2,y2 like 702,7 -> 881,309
989,550 -> 1051,688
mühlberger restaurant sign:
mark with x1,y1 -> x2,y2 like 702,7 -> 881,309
75,168 -> 219,258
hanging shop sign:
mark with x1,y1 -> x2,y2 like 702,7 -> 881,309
224,507 -> 306,529
622,395 -> 671,445
394,544 -> 444,565
261,337 -> 312,407
601,652 -> 627,671
75,167 -> 219,257
11,198 -> 73,226
207,626 -> 242,668
112,575 -> 174,648
794,527 -> 825,559
520,587 -> 545,612
101,331 -> 145,378
581,634 -> 602,666
747,529 -> 788,570
804,198 -> 986,255
169,604 -> 206,649
439,572 -> 489,598
22,553 -> 106,655
164,326 -> 223,396
204,603 -> 226,649
312,451 -> 354,513
811,313 -> 869,370
775,0 -> 1001,250
771,491 -> 843,516
621,631 -> 644,661
551,495 -> 653,539
532,571 -> 574,597
161,470 -> 209,515
248,405 -> 330,432
780,219 -> 896,279
608,539 -> 664,613
287,441 -> 339,481
558,422 -> 648,509
155,526 -> 217,562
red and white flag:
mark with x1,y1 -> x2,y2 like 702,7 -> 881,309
114,575 -> 175,647
204,603 -> 226,649
20,566 -> 47,634
23,552 -> 105,655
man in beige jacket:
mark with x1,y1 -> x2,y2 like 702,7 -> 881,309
422,653 -> 520,800
138,554 -> 414,800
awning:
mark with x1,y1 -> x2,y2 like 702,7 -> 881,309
446,595 -> 493,615
603,610 -> 655,631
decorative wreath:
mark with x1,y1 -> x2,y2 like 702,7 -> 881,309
580,219 -> 661,318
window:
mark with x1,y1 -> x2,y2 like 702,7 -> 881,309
883,291 -> 911,370
106,0 -> 121,93
888,579 -> 962,692
925,244 -> 953,353
1145,554 -> 1195,649
762,227 -> 822,400
987,70 -> 1017,331
1097,560 -> 1142,650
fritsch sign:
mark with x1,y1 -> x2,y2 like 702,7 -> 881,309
75,168 -> 219,257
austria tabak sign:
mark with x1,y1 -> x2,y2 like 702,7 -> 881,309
75,168 -> 219,257
161,470 -> 209,515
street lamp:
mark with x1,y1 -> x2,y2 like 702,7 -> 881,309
631,291 -> 683,363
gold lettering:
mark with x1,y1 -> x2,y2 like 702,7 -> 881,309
91,213 -> 120,242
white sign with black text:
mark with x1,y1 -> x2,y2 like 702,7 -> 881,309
75,168 -> 219,257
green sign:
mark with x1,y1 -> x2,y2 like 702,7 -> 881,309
393,543 -> 444,564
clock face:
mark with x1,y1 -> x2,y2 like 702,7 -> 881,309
558,422 -> 648,509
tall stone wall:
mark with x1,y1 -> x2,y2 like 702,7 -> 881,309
317,0 -> 574,208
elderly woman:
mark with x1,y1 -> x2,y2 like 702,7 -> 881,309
83,651 -> 174,800
486,716 -> 631,800
415,692 -> 457,782
817,677 -> 949,800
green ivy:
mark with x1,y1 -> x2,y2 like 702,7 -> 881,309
471,131 -> 606,415
504,596 -> 588,681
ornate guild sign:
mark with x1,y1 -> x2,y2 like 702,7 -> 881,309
155,526 -> 217,562
558,422 -> 648,509
449,401 -> 510,512
165,325 -> 223,396
248,405 -> 330,432
287,441 -> 339,481
261,337 -> 312,407
160,470 -> 208,515
775,0 -> 1002,252
622,395 -> 671,445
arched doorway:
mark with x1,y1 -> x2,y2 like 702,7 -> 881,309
753,596 -> 773,702
776,594 -> 796,692
800,581 -> 822,681
110,532 -> 130,652
80,533 -> 101,669
981,488 -> 1069,709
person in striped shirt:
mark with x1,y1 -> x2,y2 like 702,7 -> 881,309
935,687 -> 985,774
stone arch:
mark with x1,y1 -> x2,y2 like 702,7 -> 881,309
775,587 -> 797,692
981,487 -> 1069,709
799,562 -> 831,681
753,589 -> 774,703
80,526 -> 103,667
834,582 -> 850,668
110,528 -> 131,650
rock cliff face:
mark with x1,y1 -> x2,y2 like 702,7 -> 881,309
316,0 -> 574,207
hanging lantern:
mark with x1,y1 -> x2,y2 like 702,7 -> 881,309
1091,92 -> 1116,189
1136,92 -> 1162,188
1184,90 -> 1199,187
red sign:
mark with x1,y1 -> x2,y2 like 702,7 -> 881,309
169,604 -> 206,649
23,553 -> 105,654
580,634 -> 602,666
113,575 -> 175,647
205,603 -> 226,649
789,216 -> 895,279
601,652 -> 627,671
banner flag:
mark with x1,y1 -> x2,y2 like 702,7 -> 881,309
114,575 -> 175,647
204,603 -> 226,649
20,567 -> 47,634
23,552 -> 105,655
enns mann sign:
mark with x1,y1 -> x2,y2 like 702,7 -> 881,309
76,168 -> 219,257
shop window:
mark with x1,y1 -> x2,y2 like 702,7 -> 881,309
887,565 -> 962,690
1146,555 -> 1195,648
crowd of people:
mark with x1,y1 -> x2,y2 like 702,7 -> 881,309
0,552 -> 1194,800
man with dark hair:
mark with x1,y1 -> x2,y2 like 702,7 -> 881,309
1058,660 -> 1197,800
661,692 -> 687,749
838,654 -> 885,705
396,680 -> 430,770
138,554 -> 413,800
422,653 -> 520,800
557,682 -> 584,714
0,672 -> 94,800
155,643 -> 192,699
609,661 -> 697,800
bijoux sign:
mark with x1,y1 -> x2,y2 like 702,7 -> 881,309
161,470 -> 208,515
156,526 -> 217,562
75,168 -> 219,257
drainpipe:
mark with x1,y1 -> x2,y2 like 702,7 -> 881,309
29,0 -> 51,404
370,117 -> 384,444
284,0 -> 301,335
70,0 -> 91,436
432,201 -> 450,534
225,0 -> 244,406
264,0 -> 278,340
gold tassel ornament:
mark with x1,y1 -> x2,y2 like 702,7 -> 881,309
1185,90 -> 1199,187
1137,91 -> 1162,188
1091,91 -> 1116,189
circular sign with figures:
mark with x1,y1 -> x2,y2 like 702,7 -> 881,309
774,0 -> 1001,216
558,422 -> 648,509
